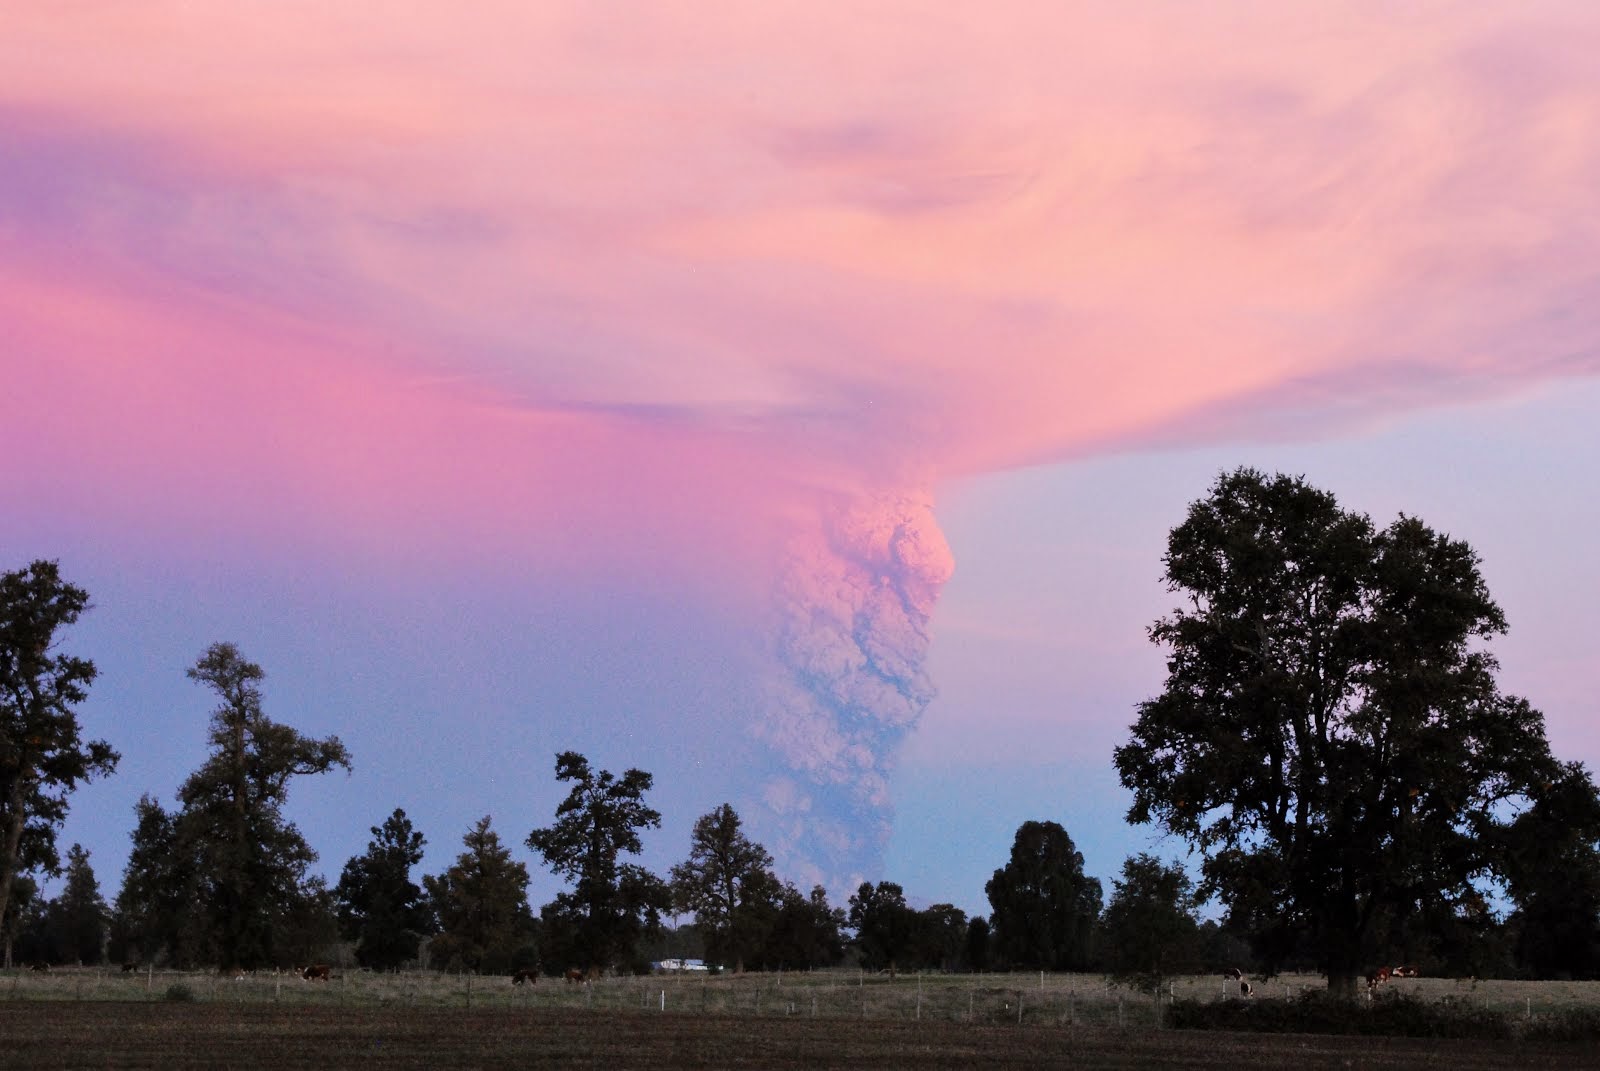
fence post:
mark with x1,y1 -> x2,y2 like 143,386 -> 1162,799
465,972 -> 472,1009
1017,992 -> 1024,1025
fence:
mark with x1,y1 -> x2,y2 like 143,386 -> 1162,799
3,966 -> 1595,1028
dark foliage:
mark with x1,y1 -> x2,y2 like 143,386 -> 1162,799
527,752 -> 669,972
336,808 -> 435,970
424,816 -> 535,973
1116,469 -> 1592,996
0,561 -> 118,966
985,820 -> 1101,970
113,643 -> 350,969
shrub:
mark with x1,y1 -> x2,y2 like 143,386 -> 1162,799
1523,1006 -> 1600,1043
163,983 -> 196,1003
1167,991 -> 1513,1039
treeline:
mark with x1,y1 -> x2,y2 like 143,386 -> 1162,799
9,468 -> 1600,989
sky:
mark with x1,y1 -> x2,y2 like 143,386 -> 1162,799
3,2 -> 1598,920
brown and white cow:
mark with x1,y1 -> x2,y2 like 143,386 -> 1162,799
1239,979 -> 1253,998
301,964 -> 331,982
1366,966 -> 1391,990
1222,967 -> 1243,982
1391,965 -> 1419,978
512,968 -> 538,986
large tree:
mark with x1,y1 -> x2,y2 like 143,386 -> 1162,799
424,816 -> 535,973
336,808 -> 435,970
526,751 -> 669,972
985,820 -> 1102,971
118,643 -> 350,968
669,803 -> 779,971
0,561 -> 118,966
1114,468 -> 1586,997
847,881 -> 918,973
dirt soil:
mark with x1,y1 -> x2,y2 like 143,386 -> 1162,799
5,1002 -> 1599,1069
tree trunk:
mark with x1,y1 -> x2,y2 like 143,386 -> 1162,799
0,781 -> 27,968
1327,971 -> 1362,1000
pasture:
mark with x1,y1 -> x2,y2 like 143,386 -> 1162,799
6,968 -> 1600,1068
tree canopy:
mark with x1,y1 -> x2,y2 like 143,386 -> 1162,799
985,820 -> 1101,971
1114,468 -> 1591,996
526,752 -> 669,972
847,881 -> 918,973
424,815 -> 534,973
1100,854 -> 1202,993
669,803 -> 779,971
0,561 -> 118,966
336,808 -> 435,970
118,643 -> 350,969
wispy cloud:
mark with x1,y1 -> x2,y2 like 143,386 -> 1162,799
5,1 -> 1598,882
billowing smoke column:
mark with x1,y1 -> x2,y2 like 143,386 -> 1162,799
754,489 -> 955,892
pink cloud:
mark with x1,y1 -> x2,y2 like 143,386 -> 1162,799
5,1 -> 1599,882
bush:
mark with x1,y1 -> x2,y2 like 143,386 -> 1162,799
163,983 -> 196,1003
1523,1006 -> 1600,1043
1167,991 -> 1513,1039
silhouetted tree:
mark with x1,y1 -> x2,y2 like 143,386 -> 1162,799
986,820 -> 1101,970
44,843 -> 108,965
426,816 -> 534,973
1115,469 -> 1587,997
114,644 -> 350,968
964,915 -> 992,972
670,804 -> 779,971
764,884 -> 846,970
848,881 -> 918,973
527,752 -> 669,972
915,903 -> 969,972
1503,763 -> 1600,979
336,809 -> 435,970
112,794 -> 195,966
1100,854 -> 1201,993
0,561 -> 118,966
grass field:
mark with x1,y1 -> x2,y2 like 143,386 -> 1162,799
8,968 -> 1600,1067
5,965 -> 1598,1025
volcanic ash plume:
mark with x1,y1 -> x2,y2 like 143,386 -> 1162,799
755,489 -> 954,891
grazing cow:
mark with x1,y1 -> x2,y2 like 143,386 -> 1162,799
29,962 -> 50,973
512,968 -> 538,986
1222,967 -> 1243,982
564,968 -> 586,985
1392,965 -> 1419,978
1366,966 -> 1391,990
301,964 -> 331,982
1239,979 -> 1253,998
121,962 -> 139,974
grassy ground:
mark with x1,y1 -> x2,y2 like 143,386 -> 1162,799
6,1001 -> 1600,1070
